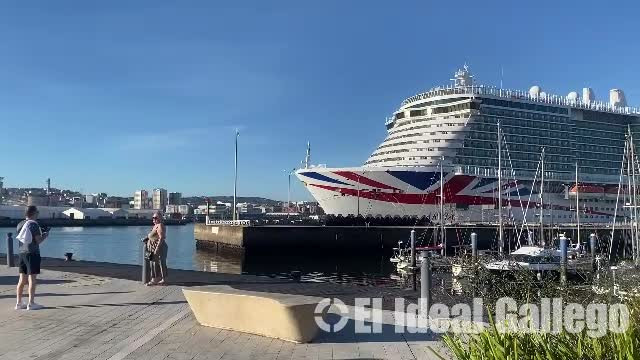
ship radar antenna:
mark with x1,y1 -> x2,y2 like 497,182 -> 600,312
451,64 -> 474,87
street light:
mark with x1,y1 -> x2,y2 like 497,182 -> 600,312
283,168 -> 296,216
233,129 -> 239,221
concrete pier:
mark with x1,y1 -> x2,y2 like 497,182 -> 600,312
195,223 -> 633,255
0,256 -> 451,360
194,223 -> 413,253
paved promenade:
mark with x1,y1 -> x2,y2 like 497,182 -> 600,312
0,259 -> 451,360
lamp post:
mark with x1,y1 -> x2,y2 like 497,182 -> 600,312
233,129 -> 239,221
283,168 -> 296,217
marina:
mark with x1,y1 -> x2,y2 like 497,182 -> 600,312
1,221 -> 636,289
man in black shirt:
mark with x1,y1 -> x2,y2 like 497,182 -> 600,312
15,206 -> 49,310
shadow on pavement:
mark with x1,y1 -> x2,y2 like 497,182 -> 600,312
0,276 -> 74,286
0,290 -> 133,300
312,314 -> 440,344
48,300 -> 187,309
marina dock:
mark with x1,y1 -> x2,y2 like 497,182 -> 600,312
0,256 -> 450,360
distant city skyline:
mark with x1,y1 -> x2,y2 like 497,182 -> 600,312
1,1 -> 639,200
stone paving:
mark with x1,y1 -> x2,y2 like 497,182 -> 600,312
0,264 -> 451,360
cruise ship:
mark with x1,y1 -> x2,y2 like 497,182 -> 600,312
296,66 -> 640,224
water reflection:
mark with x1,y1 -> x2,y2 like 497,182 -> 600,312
193,248 -> 405,287
193,249 -> 243,274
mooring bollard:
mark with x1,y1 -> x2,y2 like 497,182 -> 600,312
471,232 -> 478,263
142,242 -> 150,284
410,229 -> 416,291
560,234 -> 568,286
590,233 -> 597,271
420,250 -> 431,317
6,233 -> 14,268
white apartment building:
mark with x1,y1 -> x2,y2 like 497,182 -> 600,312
152,188 -> 167,210
133,190 -> 148,209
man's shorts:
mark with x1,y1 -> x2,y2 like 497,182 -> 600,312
18,253 -> 41,275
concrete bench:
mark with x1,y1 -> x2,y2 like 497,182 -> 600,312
183,285 -> 325,343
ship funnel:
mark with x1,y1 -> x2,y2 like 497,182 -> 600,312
609,89 -> 627,107
583,87 -> 595,103
529,86 -> 541,98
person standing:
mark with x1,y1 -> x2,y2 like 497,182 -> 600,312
146,211 -> 168,286
15,205 -> 49,310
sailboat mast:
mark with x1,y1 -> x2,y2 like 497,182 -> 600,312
576,162 -> 580,247
498,122 -> 503,254
625,129 -> 634,262
630,127 -> 639,265
440,156 -> 445,256
540,147 -> 545,246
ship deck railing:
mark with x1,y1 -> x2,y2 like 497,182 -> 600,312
401,85 -> 640,116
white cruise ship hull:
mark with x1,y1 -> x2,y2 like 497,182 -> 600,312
296,166 -> 618,224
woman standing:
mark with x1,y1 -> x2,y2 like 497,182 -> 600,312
146,211 -> 168,285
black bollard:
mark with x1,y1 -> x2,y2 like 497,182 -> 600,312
420,250 -> 431,317
142,242 -> 150,284
6,233 -> 14,268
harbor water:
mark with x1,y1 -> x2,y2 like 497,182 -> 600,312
0,224 -> 404,287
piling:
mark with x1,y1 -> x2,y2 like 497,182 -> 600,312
410,229 -> 416,291
590,233 -> 597,271
6,233 -> 14,268
470,232 -> 478,262
420,250 -> 431,317
560,234 -> 568,286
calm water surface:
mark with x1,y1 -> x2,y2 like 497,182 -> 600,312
0,224 -> 406,287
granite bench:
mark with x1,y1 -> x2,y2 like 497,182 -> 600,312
183,285 -> 326,343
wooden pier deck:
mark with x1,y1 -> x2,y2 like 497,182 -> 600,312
0,257 -> 451,360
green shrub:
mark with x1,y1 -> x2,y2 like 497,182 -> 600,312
431,300 -> 640,360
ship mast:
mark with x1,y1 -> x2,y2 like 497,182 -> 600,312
539,147 -> 545,246
497,121 -> 503,254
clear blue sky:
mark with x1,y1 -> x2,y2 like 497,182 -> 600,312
1,1 -> 638,200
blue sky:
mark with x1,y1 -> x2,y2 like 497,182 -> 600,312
0,1 -> 638,200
